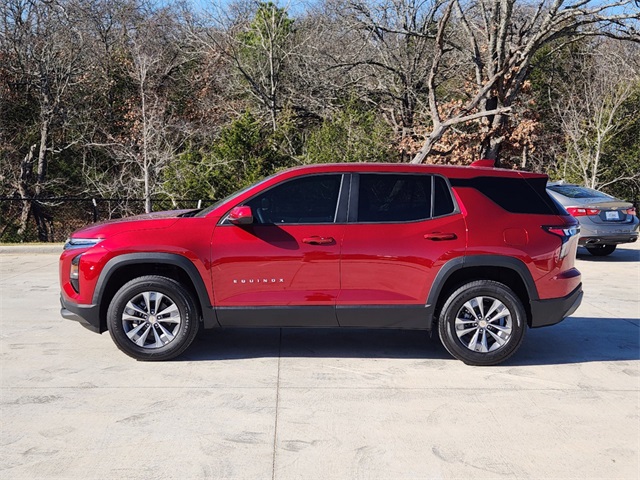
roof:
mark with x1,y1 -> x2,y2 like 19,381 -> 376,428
281,163 -> 547,180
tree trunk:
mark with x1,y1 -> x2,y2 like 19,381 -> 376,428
140,72 -> 152,214
17,145 -> 37,239
144,161 -> 151,214
35,118 -> 49,196
17,199 -> 32,240
17,116 -> 52,242
29,118 -> 53,241
411,123 -> 446,164
479,135 -> 504,162
479,109 -> 507,166
32,201 -> 53,242
268,28 -> 278,133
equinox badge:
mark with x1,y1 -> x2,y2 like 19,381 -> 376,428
233,278 -> 285,284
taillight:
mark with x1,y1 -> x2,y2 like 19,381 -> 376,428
626,207 -> 637,216
543,225 -> 580,259
566,207 -> 600,217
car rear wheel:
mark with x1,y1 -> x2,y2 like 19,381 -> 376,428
107,275 -> 199,361
438,280 -> 526,366
585,244 -> 616,256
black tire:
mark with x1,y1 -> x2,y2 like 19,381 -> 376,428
586,244 -> 616,256
107,275 -> 200,361
438,280 -> 526,366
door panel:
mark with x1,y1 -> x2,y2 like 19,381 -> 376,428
337,173 -> 467,327
211,224 -> 343,308
337,214 -> 467,306
210,173 -> 346,327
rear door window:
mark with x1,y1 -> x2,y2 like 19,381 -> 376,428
358,174 -> 432,222
357,174 -> 456,222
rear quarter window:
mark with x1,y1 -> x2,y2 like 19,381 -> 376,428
451,176 -> 564,215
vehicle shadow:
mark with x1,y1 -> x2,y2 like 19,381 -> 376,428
185,328 -> 450,362
509,317 -> 639,366
576,245 -> 640,262
181,316 -> 639,366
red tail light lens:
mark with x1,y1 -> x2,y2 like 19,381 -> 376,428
626,207 -> 637,216
566,207 -> 600,217
543,225 -> 580,259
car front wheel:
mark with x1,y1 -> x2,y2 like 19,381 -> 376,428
107,275 -> 200,361
438,280 -> 526,366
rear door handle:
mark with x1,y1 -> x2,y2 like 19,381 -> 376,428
302,236 -> 335,245
424,232 -> 457,241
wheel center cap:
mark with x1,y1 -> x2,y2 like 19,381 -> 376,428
479,320 -> 488,328
148,315 -> 157,325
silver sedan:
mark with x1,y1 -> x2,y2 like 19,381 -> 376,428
547,182 -> 639,256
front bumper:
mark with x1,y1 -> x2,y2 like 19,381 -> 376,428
60,295 -> 103,333
530,284 -> 583,328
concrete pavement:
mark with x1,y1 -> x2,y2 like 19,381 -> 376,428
0,243 -> 638,479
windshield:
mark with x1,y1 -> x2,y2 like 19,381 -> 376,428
547,185 -> 612,200
194,173 -> 277,217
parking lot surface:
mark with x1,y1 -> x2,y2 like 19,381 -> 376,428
1,243 -> 638,480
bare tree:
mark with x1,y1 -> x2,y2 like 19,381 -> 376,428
554,40 -> 640,189
81,5 -> 193,213
410,0 -> 514,163
328,0 -> 447,152
1,0 -> 86,240
411,0 -> 640,164
191,1 -> 298,132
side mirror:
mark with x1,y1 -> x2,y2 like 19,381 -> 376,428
228,206 -> 253,225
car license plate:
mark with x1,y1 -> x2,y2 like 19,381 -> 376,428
605,211 -> 620,220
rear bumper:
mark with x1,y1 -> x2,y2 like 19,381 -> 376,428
60,295 -> 103,333
579,233 -> 638,246
530,284 -> 583,328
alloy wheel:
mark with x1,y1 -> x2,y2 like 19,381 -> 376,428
454,296 -> 513,353
122,291 -> 182,349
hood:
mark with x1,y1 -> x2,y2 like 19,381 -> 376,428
71,209 -> 191,239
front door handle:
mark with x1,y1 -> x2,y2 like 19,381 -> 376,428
424,232 -> 457,241
302,236 -> 335,245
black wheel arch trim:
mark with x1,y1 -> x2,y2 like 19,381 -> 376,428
93,253 -> 218,329
425,255 -> 540,325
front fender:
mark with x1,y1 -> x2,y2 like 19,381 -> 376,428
93,253 -> 218,328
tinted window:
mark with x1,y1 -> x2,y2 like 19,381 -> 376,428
196,175 -> 274,217
450,176 -> 563,215
245,174 -> 342,224
433,176 -> 455,216
358,174 -> 432,222
547,185 -> 612,199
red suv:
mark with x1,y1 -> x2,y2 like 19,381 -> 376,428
59,163 -> 582,365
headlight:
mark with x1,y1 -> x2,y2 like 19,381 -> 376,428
64,238 -> 102,250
